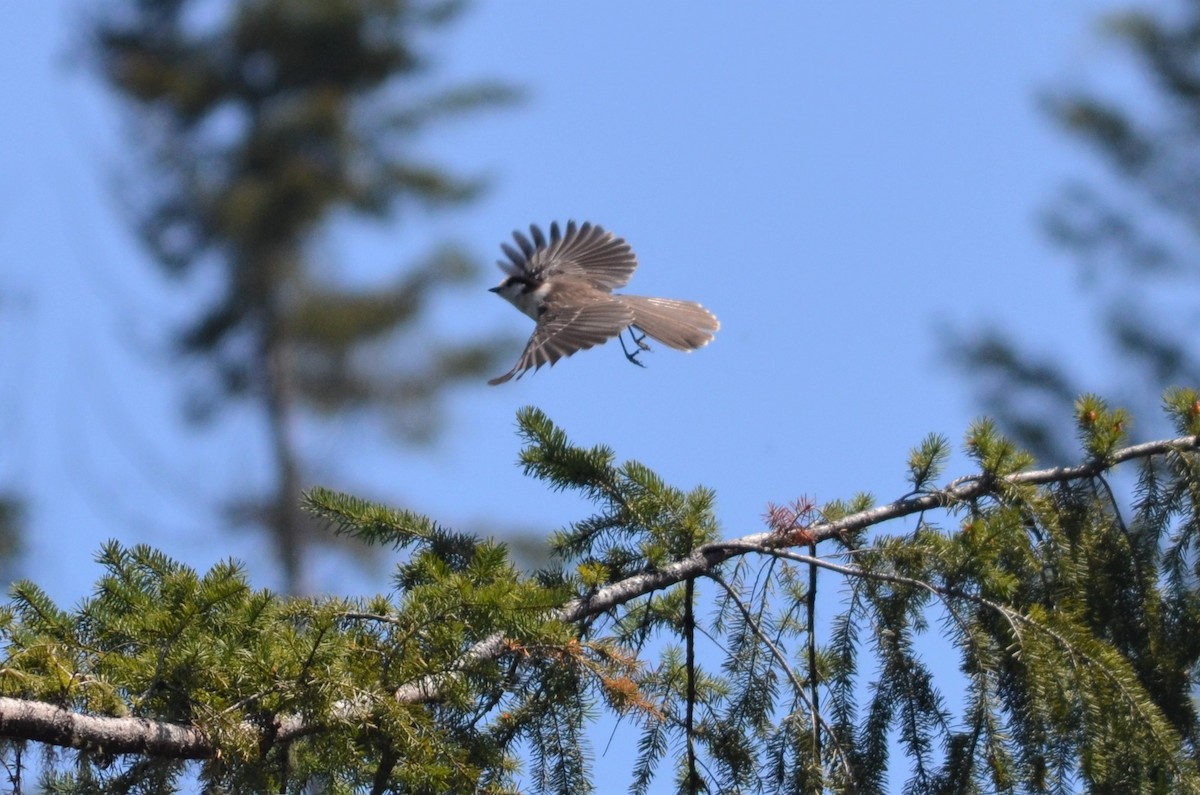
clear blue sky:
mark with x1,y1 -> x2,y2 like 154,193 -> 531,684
3,0 -> 1136,789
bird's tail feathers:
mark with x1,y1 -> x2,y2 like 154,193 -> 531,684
619,295 -> 719,351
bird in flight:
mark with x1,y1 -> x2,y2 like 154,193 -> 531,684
488,221 -> 720,385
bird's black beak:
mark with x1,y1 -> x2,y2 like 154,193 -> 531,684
488,286 -> 501,293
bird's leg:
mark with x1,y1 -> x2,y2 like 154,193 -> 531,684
620,326 -> 651,367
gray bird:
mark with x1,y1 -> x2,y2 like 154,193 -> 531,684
488,221 -> 719,385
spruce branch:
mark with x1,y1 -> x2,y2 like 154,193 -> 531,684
707,572 -> 855,783
1,431 -> 1197,771
736,546 -> 1199,790
0,697 -> 211,758
684,576 -> 698,795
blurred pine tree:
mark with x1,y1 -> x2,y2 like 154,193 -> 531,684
91,0 -> 519,591
952,2 -> 1200,462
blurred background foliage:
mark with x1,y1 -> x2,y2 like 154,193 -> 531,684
89,0 -> 520,592
951,2 -> 1200,463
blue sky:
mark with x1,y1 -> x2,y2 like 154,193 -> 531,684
3,0 -> 1139,788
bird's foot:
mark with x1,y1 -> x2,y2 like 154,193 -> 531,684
620,326 -> 652,367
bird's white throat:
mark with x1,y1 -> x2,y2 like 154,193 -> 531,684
504,282 -> 548,321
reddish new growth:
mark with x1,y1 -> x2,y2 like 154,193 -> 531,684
764,496 -> 818,546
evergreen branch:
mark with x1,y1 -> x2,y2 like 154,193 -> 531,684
370,744 -> 399,795
707,572 -> 855,784
806,540 -> 820,767
684,576 -> 698,795
336,611 -> 404,628
3,432 -> 1197,768
728,545 -> 1028,645
540,435 -> 1200,641
728,545 -> 1199,790
828,433 -> 1200,546
0,696 -> 211,759
391,634 -> 512,705
303,487 -> 442,549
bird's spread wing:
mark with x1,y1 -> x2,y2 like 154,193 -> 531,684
499,221 -> 638,290
488,294 -> 633,385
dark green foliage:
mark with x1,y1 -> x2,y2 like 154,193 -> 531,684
815,403 -> 1200,793
304,486 -> 443,549
518,406 -> 720,583
907,433 -> 951,492
1164,387 -> 1200,437
1073,394 -> 1132,463
0,528 -> 574,792
517,404 -> 1200,793
4,403 -> 1200,792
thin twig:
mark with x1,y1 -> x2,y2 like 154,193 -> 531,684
807,539 -> 820,765
707,571 -> 855,784
684,576 -> 698,795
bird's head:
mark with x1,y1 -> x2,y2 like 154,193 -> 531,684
488,276 -> 525,301
490,275 -> 544,320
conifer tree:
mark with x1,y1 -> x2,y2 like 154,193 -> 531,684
952,1 -> 1200,462
90,0 -> 517,592
1,397 -> 1199,793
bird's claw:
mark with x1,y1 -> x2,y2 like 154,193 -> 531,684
620,326 -> 651,367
